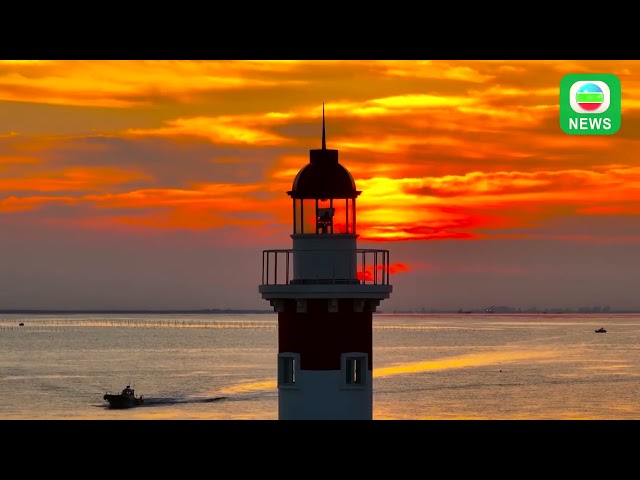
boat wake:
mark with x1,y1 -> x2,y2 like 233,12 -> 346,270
143,396 -> 228,407
97,395 -> 227,409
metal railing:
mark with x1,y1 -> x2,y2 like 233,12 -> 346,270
261,249 -> 391,286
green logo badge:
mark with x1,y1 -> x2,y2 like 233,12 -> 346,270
559,73 -> 621,135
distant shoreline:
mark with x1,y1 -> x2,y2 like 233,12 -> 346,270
0,309 -> 274,314
1,309 -> 639,314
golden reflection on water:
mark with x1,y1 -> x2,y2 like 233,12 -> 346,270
218,349 -> 560,395
373,404 -> 482,420
374,349 -> 559,378
127,411 -> 269,420
121,410 -> 253,420
219,380 -> 277,395
582,363 -> 632,373
372,404 -> 594,420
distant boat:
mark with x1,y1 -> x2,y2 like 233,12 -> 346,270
595,327 -> 607,333
103,385 -> 144,409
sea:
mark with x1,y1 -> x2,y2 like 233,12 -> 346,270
1,312 -> 639,420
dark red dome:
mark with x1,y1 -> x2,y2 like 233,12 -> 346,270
287,148 -> 360,199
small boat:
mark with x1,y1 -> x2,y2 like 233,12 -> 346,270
103,385 -> 144,409
595,327 -> 607,333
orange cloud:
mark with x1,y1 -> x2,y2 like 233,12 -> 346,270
373,60 -> 496,83
66,183 -> 288,230
0,60 -> 307,108
0,195 -> 75,212
348,166 -> 640,241
577,204 -> 640,215
0,154 -> 41,170
0,167 -> 150,193
1,60 -> 640,245
125,115 -> 291,146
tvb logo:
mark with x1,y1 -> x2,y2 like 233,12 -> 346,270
560,74 -> 621,135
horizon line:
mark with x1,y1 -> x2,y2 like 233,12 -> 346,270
2,308 -> 639,314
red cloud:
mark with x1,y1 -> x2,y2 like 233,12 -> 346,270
356,262 -> 410,281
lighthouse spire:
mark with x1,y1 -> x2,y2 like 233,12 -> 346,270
322,103 -> 326,150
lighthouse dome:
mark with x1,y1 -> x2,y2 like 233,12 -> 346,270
287,105 -> 360,199
288,149 -> 359,199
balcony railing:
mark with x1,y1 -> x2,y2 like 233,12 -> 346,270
261,249 -> 391,286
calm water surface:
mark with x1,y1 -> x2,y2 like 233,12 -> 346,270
1,313 -> 638,420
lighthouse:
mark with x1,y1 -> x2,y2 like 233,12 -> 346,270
258,106 -> 393,420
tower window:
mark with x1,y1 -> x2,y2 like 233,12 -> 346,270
345,356 -> 364,385
279,355 -> 297,386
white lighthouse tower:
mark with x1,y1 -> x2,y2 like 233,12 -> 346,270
259,106 -> 393,420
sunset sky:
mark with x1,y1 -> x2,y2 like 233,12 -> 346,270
1,60 -> 639,311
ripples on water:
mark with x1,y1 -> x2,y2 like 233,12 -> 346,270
1,313 -> 639,420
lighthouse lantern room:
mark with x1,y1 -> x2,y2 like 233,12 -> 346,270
259,105 -> 393,420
